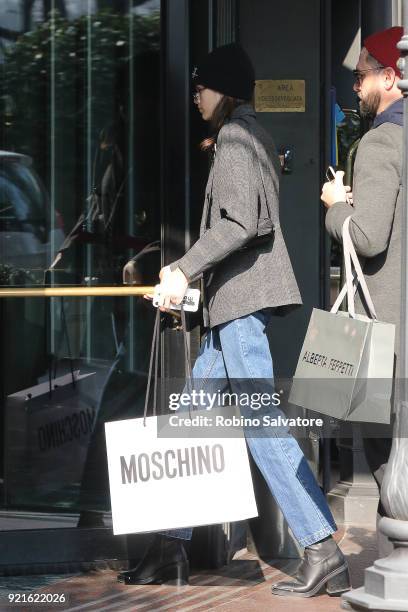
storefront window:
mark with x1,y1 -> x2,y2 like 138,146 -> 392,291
0,1 -> 160,529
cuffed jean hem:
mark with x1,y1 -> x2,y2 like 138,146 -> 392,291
160,524 -> 337,547
160,529 -> 192,540
296,525 -> 337,548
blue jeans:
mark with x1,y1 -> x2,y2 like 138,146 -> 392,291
163,309 -> 336,547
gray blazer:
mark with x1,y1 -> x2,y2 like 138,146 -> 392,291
171,104 -> 302,328
325,121 -> 402,360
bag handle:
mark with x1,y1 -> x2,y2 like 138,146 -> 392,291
143,308 -> 160,424
330,216 -> 378,320
143,305 -> 193,425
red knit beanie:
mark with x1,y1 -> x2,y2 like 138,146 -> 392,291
364,26 -> 403,77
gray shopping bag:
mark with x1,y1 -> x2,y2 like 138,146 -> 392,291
290,217 -> 395,424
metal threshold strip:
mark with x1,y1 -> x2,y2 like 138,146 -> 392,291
0,286 -> 155,298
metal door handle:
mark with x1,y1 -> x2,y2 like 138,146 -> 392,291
279,145 -> 294,174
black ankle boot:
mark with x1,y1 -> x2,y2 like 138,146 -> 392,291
271,536 -> 350,598
117,535 -> 189,586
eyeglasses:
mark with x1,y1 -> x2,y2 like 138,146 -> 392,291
352,66 -> 385,85
193,86 -> 205,103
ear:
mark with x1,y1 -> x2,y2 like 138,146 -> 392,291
383,67 -> 397,91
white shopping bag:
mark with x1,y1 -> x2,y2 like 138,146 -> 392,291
105,309 -> 258,536
105,409 -> 258,536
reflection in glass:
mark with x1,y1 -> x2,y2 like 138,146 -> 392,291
0,1 -> 161,530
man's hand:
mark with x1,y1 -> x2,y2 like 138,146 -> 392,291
157,266 -> 188,311
321,170 -> 352,209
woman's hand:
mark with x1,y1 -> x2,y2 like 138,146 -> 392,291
143,265 -> 188,312
157,266 -> 188,311
321,170 -> 352,208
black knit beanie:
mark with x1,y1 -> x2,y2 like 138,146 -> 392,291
193,43 -> 255,101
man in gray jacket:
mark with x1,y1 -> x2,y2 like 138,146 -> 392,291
321,26 -> 403,512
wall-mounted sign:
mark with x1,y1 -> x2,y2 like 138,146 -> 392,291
255,80 -> 306,113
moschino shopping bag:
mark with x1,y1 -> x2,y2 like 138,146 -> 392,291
290,217 -> 395,424
105,309 -> 258,536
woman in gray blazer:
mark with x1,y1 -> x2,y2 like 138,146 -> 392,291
118,43 -> 349,599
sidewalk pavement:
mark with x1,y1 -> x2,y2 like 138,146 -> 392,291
0,526 -> 378,612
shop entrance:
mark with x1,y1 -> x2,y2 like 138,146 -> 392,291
0,0 -> 164,572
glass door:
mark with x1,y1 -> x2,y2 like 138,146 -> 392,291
0,0 -> 161,563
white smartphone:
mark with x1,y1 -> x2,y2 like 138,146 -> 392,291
152,285 -> 200,312
326,165 -> 336,181
326,165 -> 353,205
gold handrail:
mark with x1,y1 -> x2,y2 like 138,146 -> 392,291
0,286 -> 155,298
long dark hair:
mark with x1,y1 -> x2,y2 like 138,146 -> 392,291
200,95 -> 249,152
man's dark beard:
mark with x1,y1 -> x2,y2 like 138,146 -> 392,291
359,91 -> 381,118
